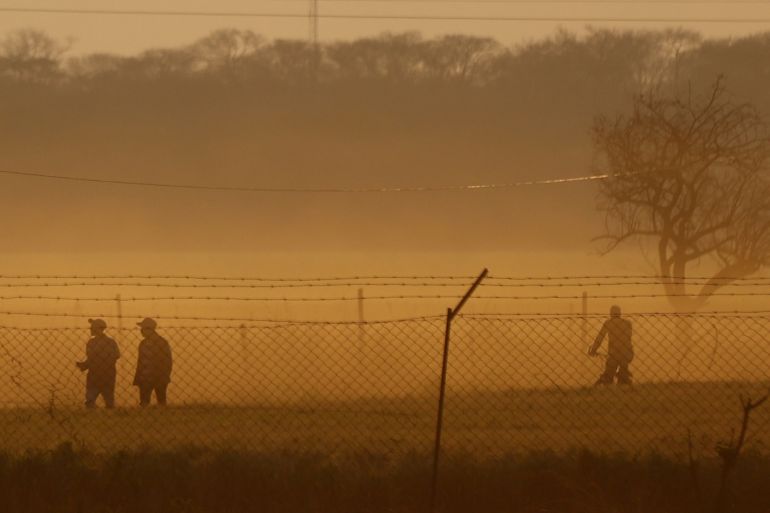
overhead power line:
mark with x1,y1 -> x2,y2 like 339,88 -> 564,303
244,0 -> 770,3
1,7 -> 770,23
42,1 -> 767,3
0,168 -> 609,193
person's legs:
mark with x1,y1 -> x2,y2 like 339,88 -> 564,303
617,362 -> 632,385
85,386 -> 99,408
139,385 -> 153,407
596,356 -> 619,385
103,385 -> 116,408
154,384 -> 168,406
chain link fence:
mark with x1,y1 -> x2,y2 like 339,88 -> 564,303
0,313 -> 768,459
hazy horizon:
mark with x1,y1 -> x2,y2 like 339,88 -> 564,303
3,0 -> 770,56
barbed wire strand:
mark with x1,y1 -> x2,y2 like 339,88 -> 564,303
0,281 -> 486,289
2,280 -> 770,289
460,310 -> 770,318
487,274 -> 770,281
0,311 -> 446,324
0,309 -> 769,324
1,273 -> 768,282
480,281 -> 770,288
0,276 -> 476,283
0,292 -> 768,302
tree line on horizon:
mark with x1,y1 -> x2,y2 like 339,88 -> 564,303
2,27 -> 770,106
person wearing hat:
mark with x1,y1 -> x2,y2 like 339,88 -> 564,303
76,318 -> 121,408
588,305 -> 634,385
133,317 -> 173,406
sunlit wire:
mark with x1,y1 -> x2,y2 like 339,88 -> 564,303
0,168 -> 610,193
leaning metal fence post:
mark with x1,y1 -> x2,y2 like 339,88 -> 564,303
429,268 -> 488,513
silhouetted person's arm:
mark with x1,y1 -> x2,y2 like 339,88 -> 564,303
110,338 -> 120,362
589,321 -> 608,356
133,340 -> 146,385
76,340 -> 94,371
159,338 -> 172,382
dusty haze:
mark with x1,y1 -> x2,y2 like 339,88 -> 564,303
2,26 -> 770,321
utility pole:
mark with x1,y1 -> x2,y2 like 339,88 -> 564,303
309,0 -> 319,47
308,0 -> 320,80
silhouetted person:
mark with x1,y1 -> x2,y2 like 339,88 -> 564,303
133,317 -> 173,406
76,318 -> 120,408
589,305 -> 634,385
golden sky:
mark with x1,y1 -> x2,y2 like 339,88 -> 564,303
1,0 -> 770,55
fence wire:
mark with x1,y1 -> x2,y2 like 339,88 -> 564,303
0,313 -> 768,461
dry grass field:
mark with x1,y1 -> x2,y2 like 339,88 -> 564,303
0,326 -> 770,513
2,381 -> 768,457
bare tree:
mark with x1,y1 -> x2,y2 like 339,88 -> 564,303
265,40 -> 317,86
190,29 -> 265,81
0,29 -> 71,84
592,78 -> 770,310
585,27 -> 700,93
422,35 -> 502,85
128,48 -> 197,81
326,32 -> 426,84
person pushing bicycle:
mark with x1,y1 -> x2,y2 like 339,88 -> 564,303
588,305 -> 634,385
